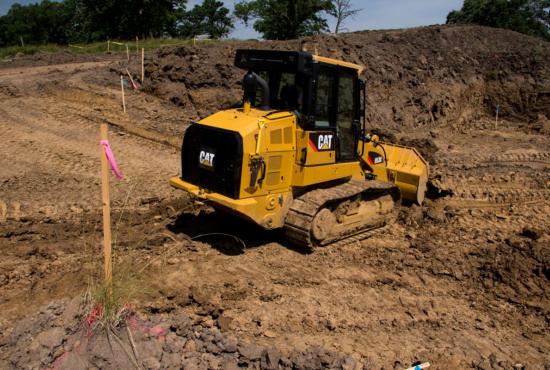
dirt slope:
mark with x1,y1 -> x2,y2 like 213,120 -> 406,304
142,25 -> 550,132
0,25 -> 549,369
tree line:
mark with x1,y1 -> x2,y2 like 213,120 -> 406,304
0,0 -> 232,46
447,0 -> 550,40
0,0 -> 548,47
0,0 -> 361,47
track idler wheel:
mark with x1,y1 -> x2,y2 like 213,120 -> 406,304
311,208 -> 336,241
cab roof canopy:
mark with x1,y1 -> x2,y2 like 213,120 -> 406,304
234,49 -> 313,74
234,49 -> 364,75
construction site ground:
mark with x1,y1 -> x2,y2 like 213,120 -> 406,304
0,25 -> 548,369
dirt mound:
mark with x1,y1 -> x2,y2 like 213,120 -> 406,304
0,297 -> 362,370
142,25 -> 550,131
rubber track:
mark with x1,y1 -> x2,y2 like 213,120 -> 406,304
284,180 -> 399,251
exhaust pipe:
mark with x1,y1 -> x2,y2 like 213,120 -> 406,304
243,71 -> 270,110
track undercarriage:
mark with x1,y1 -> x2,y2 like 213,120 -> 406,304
284,180 -> 401,250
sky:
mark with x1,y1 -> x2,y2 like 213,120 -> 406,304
0,0 -> 465,39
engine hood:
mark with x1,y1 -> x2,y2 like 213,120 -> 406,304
197,108 -> 294,136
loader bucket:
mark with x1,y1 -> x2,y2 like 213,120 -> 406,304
378,142 -> 429,204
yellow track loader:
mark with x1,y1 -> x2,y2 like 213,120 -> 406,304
170,49 -> 428,250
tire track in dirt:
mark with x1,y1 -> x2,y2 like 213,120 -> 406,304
433,173 -> 549,206
0,61 -> 110,80
486,151 -> 550,164
38,96 -> 179,178
0,102 -> 100,175
0,82 -> 180,222
49,72 -> 188,141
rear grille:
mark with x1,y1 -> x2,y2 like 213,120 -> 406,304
181,124 -> 243,199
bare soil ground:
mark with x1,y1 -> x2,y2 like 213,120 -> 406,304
0,25 -> 548,369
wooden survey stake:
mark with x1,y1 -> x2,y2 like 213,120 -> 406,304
125,68 -> 137,89
495,104 -> 500,129
120,75 -> 126,113
141,48 -> 145,83
100,124 -> 113,302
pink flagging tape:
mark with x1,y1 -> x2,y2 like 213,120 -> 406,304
100,140 -> 123,180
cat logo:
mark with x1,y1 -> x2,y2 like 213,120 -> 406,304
318,134 -> 333,150
199,150 -> 215,169
309,132 -> 334,152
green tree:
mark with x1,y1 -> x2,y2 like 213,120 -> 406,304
74,0 -> 187,41
177,0 -> 233,38
234,0 -> 333,40
0,17 -> 6,46
447,0 -> 550,40
0,0 -> 189,46
0,1 -> 74,46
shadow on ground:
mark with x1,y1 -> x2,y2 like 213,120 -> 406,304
166,208 -> 307,256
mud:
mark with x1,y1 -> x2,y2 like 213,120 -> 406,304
0,25 -> 549,369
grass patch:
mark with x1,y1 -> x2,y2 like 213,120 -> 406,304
85,256 -> 150,331
0,44 -> 64,59
0,38 -> 221,59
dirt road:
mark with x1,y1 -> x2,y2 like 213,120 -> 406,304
0,29 -> 549,369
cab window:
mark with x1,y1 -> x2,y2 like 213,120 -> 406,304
251,70 -> 303,111
313,64 -> 358,161
337,72 -> 356,160
314,66 -> 335,128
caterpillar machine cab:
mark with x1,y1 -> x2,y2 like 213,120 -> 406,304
170,49 -> 429,250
